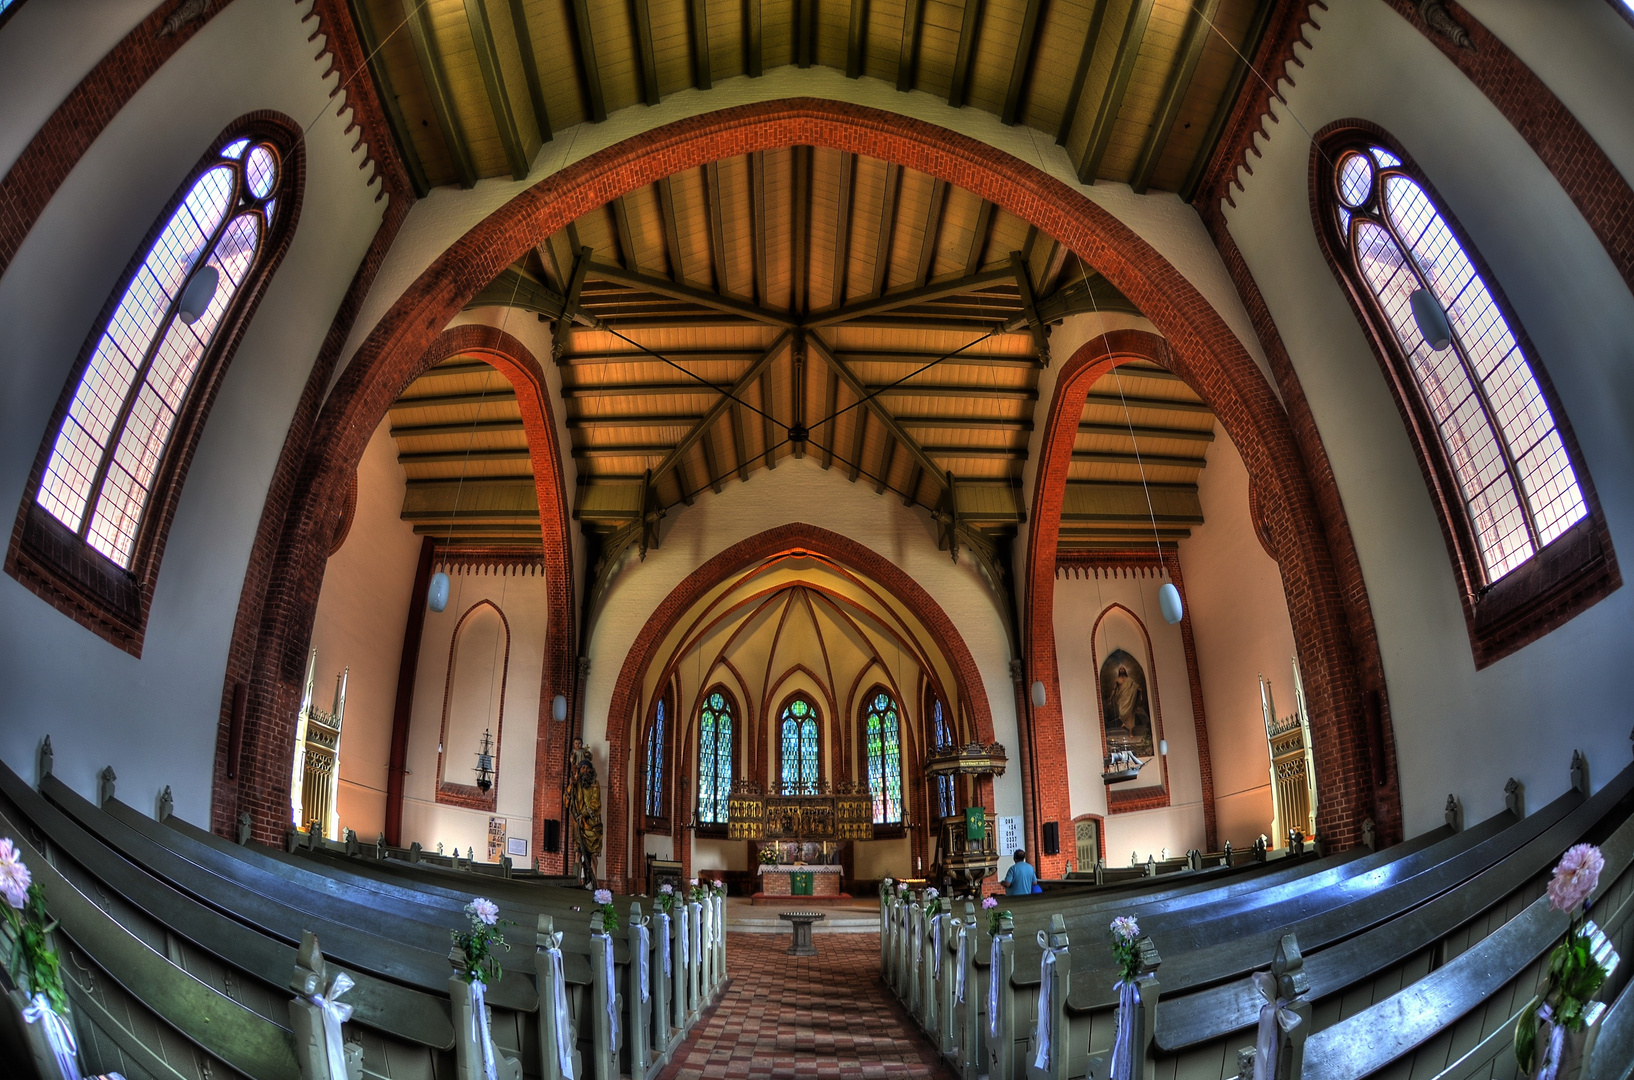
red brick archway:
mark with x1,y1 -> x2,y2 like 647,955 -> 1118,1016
1025,330 -> 1400,876
215,98 -> 1391,859
599,522 -> 997,892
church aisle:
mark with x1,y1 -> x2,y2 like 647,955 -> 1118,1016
658,932 -> 952,1079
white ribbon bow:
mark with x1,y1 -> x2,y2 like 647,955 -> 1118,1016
471,979 -> 499,1080
658,911 -> 672,977
22,993 -> 82,1080
1533,1003 -> 1569,1080
1251,971 -> 1303,1080
932,915 -> 944,981
598,933 -> 620,1051
988,934 -> 1003,1039
545,935 -> 575,1079
678,906 -> 689,967
1033,932 -> 1064,1071
955,924 -> 968,1004
1109,978 -> 1140,1080
910,908 -> 921,970
636,922 -> 651,1003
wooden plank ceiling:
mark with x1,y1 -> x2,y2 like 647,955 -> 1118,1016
386,146 -> 1216,558
348,0 -> 1275,198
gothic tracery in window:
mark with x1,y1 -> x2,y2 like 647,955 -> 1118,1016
864,690 -> 903,825
1330,144 -> 1585,583
779,696 -> 820,794
644,695 -> 667,821
696,689 -> 734,825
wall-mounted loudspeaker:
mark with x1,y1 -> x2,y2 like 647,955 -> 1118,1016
542,819 -> 561,853
1042,821 -> 1060,857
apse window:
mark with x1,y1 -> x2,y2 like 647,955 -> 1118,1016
779,696 -> 820,794
644,696 -> 667,823
1316,127 -> 1615,664
9,123 -> 297,653
865,691 -> 904,825
696,689 -> 734,826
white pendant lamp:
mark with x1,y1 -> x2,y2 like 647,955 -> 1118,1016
1159,581 -> 1184,625
177,266 -> 220,325
1410,288 -> 1452,351
1031,680 -> 1047,708
552,694 -> 568,722
427,571 -> 450,612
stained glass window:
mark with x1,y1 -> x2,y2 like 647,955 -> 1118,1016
644,697 -> 666,820
932,699 -> 957,821
697,690 -> 734,825
865,691 -> 903,824
35,135 -> 284,570
1329,143 -> 1586,584
779,696 -> 819,794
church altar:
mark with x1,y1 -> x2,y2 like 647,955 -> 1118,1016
756,863 -> 846,902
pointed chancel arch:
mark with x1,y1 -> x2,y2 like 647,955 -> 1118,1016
220,99 -> 1379,863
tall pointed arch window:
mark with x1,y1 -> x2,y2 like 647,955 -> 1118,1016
8,119 -> 302,653
864,690 -> 903,825
696,689 -> 735,826
644,692 -> 668,824
931,698 -> 957,821
778,696 -> 820,794
1314,124 -> 1616,665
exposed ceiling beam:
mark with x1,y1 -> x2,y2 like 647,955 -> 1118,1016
1002,0 -> 1047,125
566,414 -> 708,428
399,449 -> 528,464
964,200 -> 996,276
793,148 -> 810,316
506,0 -> 552,144
464,0 -> 530,181
808,335 -> 949,489
400,0 -> 477,189
1010,252 -> 1051,364
393,419 -> 524,438
847,406 -> 867,482
611,197 -> 639,269
876,437 -> 896,494
759,369 -> 777,470
897,0 -> 924,91
633,0 -> 661,106
1072,450 -> 1208,468
913,179 -> 949,288
648,330 -> 791,488
731,402 -> 750,481
1079,421 -> 1213,442
390,389 -> 519,410
672,454 -> 696,505
698,425 -> 724,494
1182,0 -> 1277,201
948,0 -> 986,109
657,177 -> 685,283
1079,0 -> 1155,183
689,0 -> 712,89
919,445 -> 1023,459
704,161 -> 730,295
555,247 -> 593,359
807,267 -> 1012,326
829,153 -> 855,306
847,0 -> 868,78
903,463 -> 923,506
791,330 -> 807,458
1056,0 -> 1113,145
820,370 -> 839,470
587,262 -> 795,327
751,152 -> 770,307
570,445 -> 669,459
873,384 -> 1036,400
1082,391 -> 1210,413
870,163 -> 902,298
901,416 -> 1032,431
570,0 -> 607,122
747,0 -> 763,77
345,0 -> 430,197
1131,0 -> 1221,195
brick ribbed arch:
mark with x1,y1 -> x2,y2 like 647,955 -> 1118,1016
217,98 -> 1388,859
1026,330 -> 1400,876
600,522 -> 996,891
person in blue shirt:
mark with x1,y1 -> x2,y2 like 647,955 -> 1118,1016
1001,849 -> 1037,896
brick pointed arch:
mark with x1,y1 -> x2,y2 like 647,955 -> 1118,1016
218,98 -> 1383,860
600,522 -> 996,891
1025,330 -> 1400,876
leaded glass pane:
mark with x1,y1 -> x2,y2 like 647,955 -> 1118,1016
713,704 -> 732,822
881,699 -> 902,824
800,717 -> 818,790
698,707 -> 717,824
866,714 -> 884,820
781,717 -> 800,792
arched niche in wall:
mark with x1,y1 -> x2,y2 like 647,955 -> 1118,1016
435,599 -> 509,812
1091,603 -> 1170,814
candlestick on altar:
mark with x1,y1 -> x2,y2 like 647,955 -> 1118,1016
916,856 -> 922,875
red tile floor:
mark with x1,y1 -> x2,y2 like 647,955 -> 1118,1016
656,932 -> 953,1079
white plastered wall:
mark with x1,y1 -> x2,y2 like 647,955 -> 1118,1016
1178,426 -> 1297,848
1220,0 -> 1634,835
306,417 -> 423,842
0,0 -> 386,824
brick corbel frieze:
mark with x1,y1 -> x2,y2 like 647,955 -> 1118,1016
214,99 -> 1379,867
600,524 -> 998,893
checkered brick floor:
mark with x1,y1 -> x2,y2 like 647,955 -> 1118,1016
657,932 -> 952,1079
